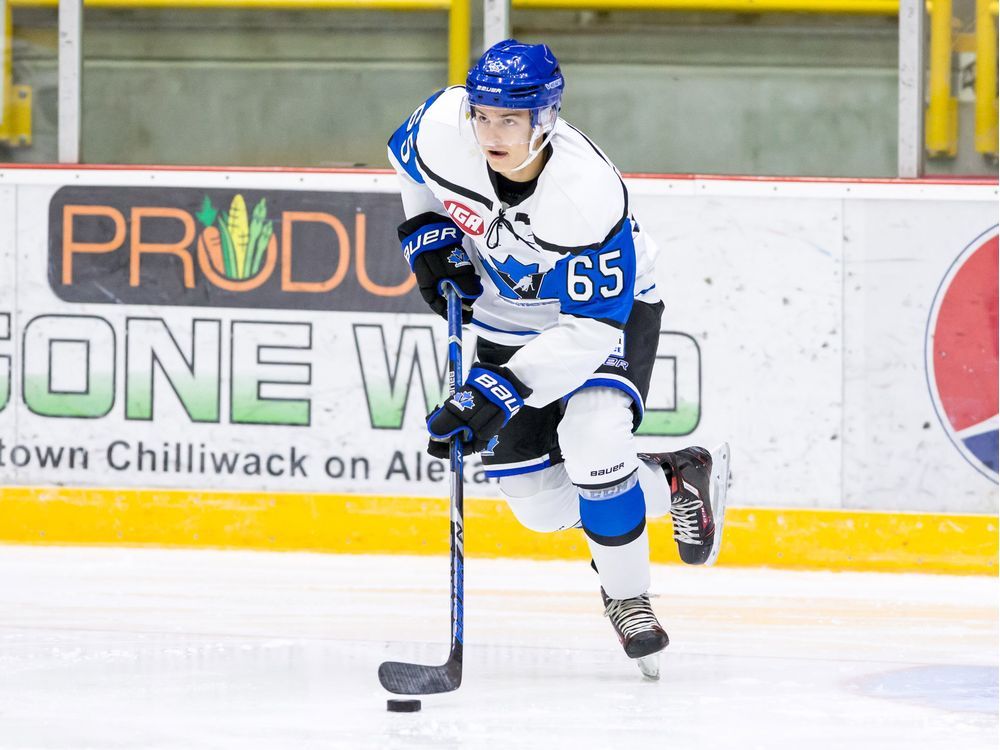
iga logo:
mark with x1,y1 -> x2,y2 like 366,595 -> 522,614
444,201 -> 485,236
925,226 -> 999,482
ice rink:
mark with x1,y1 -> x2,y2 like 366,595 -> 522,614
0,544 -> 996,749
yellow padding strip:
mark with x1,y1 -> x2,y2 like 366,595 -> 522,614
0,486 -> 996,575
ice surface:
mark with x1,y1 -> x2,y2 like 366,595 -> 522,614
0,545 -> 996,749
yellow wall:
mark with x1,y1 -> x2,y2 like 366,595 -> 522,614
1,486 -> 996,575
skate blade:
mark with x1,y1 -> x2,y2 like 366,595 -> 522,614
705,442 -> 731,566
636,653 -> 660,681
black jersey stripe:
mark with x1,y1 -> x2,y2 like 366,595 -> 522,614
532,214 -> 628,255
415,148 -> 495,211
565,122 -> 612,166
532,123 -> 630,254
565,121 -> 630,214
563,310 -> 627,330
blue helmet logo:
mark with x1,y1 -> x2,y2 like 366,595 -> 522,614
466,39 -> 564,112
450,391 -> 476,412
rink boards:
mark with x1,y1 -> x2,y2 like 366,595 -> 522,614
0,167 -> 996,574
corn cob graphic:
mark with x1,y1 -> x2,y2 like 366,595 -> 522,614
216,213 -> 237,278
197,195 -> 274,281
227,195 -> 250,279
249,221 -> 273,277
246,198 -> 271,277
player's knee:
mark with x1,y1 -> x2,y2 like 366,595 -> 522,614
500,465 -> 578,533
498,472 -> 545,500
558,387 -> 636,486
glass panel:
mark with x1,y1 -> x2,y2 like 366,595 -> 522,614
1,2 -> 996,176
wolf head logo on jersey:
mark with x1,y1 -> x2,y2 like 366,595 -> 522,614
484,255 -> 549,300
450,391 -> 476,412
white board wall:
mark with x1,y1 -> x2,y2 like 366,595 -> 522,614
0,168 -> 995,514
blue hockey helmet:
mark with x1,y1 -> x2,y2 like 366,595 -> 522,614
464,40 -> 564,172
465,39 -> 564,113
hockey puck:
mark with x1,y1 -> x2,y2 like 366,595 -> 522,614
386,699 -> 421,713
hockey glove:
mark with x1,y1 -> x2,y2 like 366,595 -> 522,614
426,363 -> 532,459
399,212 -> 482,324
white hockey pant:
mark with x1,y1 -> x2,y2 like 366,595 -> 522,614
498,387 -> 670,599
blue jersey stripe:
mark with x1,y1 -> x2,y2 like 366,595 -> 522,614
471,318 -> 539,337
538,219 -> 637,327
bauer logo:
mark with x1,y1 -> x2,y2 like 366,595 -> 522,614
925,226 -> 999,482
444,201 -> 485,236
48,186 -> 425,312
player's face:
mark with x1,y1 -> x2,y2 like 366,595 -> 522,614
471,106 -> 535,171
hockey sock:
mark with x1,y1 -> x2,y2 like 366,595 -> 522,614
578,471 -> 651,599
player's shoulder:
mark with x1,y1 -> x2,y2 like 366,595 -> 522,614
389,86 -> 464,137
531,121 -> 629,253
419,86 -> 466,127
413,87 -> 476,160
387,86 -> 468,183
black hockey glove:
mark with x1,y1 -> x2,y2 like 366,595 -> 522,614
399,212 -> 482,324
426,363 -> 532,459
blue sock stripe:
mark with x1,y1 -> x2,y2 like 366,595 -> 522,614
578,480 -> 646,539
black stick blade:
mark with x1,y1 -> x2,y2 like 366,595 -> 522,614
378,659 -> 463,695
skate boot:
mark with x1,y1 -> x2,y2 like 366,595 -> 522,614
601,588 -> 668,679
639,443 -> 730,566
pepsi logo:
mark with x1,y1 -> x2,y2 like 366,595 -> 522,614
925,226 -> 999,482
445,201 -> 485,236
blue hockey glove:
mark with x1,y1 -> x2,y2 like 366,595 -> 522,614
399,212 -> 482,324
426,363 -> 532,459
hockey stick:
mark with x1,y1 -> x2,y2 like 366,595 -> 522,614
378,282 -> 465,695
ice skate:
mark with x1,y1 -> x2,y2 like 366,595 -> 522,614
640,443 -> 730,565
601,588 -> 668,678
635,653 -> 661,680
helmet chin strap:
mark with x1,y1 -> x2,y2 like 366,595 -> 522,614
506,125 -> 556,174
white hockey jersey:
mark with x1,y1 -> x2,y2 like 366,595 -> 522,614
387,86 -> 660,408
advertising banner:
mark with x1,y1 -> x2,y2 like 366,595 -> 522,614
842,203 -> 998,512
0,170 -> 996,515
49,186 -> 418,312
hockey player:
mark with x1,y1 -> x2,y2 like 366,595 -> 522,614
387,39 -> 729,677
